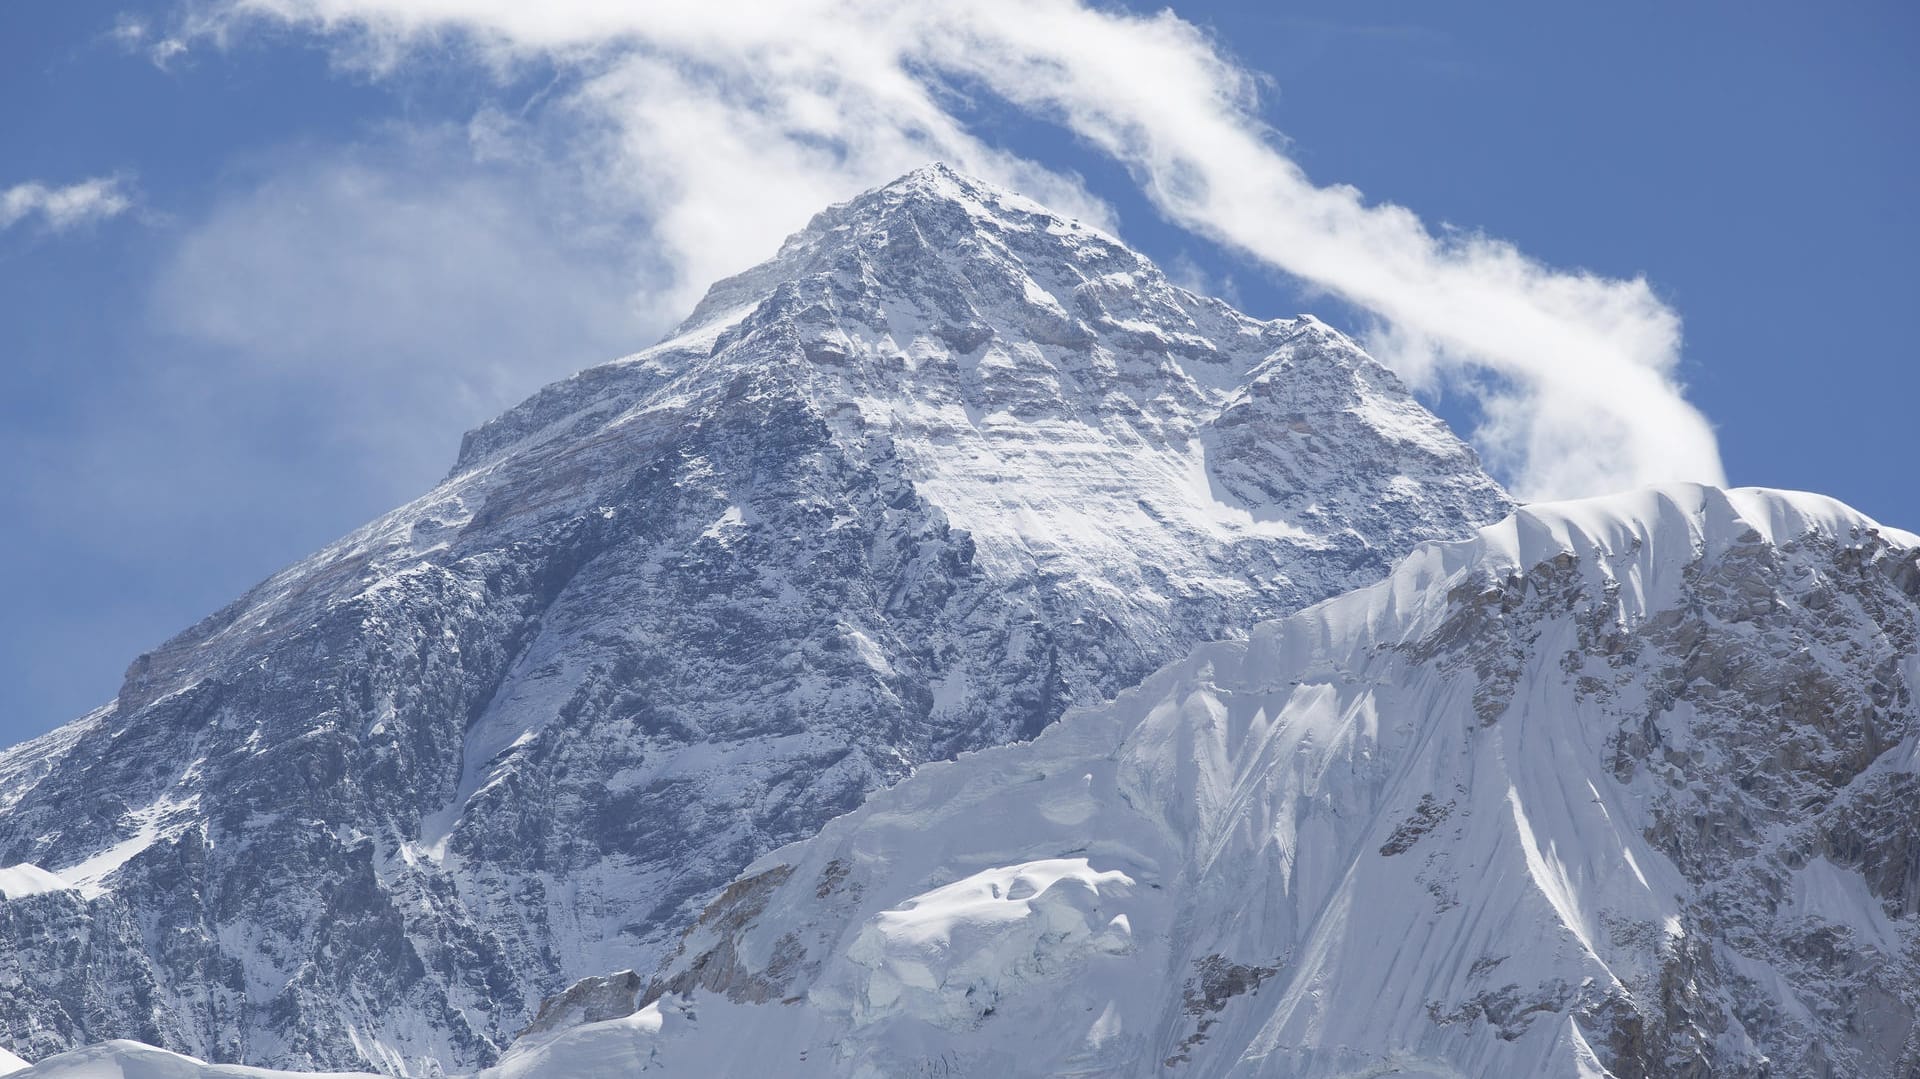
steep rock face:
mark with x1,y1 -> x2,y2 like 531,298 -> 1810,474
0,165 -> 1509,1073
500,485 -> 1920,1079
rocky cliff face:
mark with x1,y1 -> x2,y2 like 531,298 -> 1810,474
0,165 -> 1509,1074
494,485 -> 1920,1079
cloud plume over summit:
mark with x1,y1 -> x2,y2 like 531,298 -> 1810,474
182,0 -> 1724,499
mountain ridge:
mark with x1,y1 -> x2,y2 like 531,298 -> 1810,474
525,482 -> 1920,1078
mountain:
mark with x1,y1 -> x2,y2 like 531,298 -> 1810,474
19,484 -> 1919,1079
0,164 -> 1510,1073
510,484 -> 1916,1079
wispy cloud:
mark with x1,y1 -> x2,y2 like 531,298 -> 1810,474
111,14 -> 192,68
170,0 -> 1725,499
1,177 -> 134,232
148,129 -> 653,478
1,131 -> 652,732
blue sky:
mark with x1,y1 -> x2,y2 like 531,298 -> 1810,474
2,0 -> 1914,746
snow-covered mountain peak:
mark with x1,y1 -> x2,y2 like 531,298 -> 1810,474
674,161 -> 1129,334
0,169 -> 1512,1072
451,165 -> 1504,608
662,161 -> 1298,410
454,162 -> 1341,484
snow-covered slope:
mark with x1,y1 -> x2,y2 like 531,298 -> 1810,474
21,484 -> 1919,1078
0,165 -> 1509,1073
511,485 -> 1920,1078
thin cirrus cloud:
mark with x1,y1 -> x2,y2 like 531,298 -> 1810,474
181,0 -> 1725,500
145,132 -> 657,481
0,177 -> 133,232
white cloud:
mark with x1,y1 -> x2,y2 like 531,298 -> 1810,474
176,0 -> 1725,499
111,14 -> 192,67
148,130 -> 654,481
5,130 -> 648,705
1,177 -> 133,232
0,131 -> 654,733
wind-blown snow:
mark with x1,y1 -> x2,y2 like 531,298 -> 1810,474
9,1041 -> 372,1079
0,864 -> 69,902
